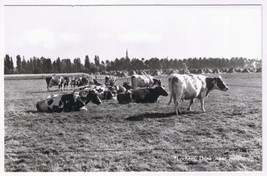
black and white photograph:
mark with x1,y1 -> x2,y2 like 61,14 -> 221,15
2,0 -> 265,174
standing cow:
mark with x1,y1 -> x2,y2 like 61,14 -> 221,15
46,75 -> 65,91
168,74 -> 228,115
131,74 -> 161,89
77,77 -> 90,87
63,76 -> 70,90
70,76 -> 77,88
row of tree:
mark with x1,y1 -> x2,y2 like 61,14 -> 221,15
4,54 -> 261,74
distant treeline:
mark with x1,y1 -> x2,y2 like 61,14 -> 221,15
4,54 -> 261,74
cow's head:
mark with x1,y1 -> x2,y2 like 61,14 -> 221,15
206,76 -> 228,93
152,78 -> 161,87
79,89 -> 102,105
214,76 -> 228,91
153,86 -> 168,96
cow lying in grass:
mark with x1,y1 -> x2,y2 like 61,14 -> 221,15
117,86 -> 168,104
36,89 -> 101,112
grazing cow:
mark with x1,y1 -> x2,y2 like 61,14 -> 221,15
45,77 -> 52,91
131,74 -> 161,89
168,74 -> 228,115
63,77 -> 70,90
36,89 -> 101,112
69,76 -> 77,88
46,75 -> 65,91
77,77 -> 90,87
117,91 -> 132,104
105,76 -> 117,86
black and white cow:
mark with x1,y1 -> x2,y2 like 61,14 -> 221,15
90,85 -> 115,100
70,76 -> 77,88
168,74 -> 228,115
131,74 -> 161,89
36,89 -> 101,112
77,77 -> 90,87
63,76 -> 70,90
105,76 -> 117,86
46,75 -> 65,91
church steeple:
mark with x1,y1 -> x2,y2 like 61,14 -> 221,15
126,49 -> 129,59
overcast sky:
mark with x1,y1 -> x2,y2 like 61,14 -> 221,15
4,5 -> 261,62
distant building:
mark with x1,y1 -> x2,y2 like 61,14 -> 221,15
126,49 -> 129,59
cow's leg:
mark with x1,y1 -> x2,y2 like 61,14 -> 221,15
200,98 -> 206,112
173,94 -> 182,115
188,99 -> 194,111
175,101 -> 181,115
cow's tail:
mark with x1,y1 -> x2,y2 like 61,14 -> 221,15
168,76 -> 181,115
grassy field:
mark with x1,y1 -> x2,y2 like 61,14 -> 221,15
4,73 -> 262,171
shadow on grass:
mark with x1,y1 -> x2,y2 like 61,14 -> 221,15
30,90 -> 59,94
126,111 -> 201,121
25,110 -> 46,113
126,112 -> 176,121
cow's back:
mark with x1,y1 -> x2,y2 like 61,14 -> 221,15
131,74 -> 153,88
169,74 -> 206,100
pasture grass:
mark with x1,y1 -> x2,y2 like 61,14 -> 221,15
4,73 -> 262,171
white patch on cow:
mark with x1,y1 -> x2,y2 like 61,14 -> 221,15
131,74 -> 155,88
47,94 -> 60,99
80,106 -> 88,111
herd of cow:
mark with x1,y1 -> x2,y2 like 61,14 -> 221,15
36,73 -> 229,115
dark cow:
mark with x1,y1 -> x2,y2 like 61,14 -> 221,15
46,75 -> 65,91
63,76 -> 70,90
131,74 -> 161,89
36,89 -> 101,112
105,76 -> 117,86
77,77 -> 90,87
123,82 -> 132,90
117,91 -> 132,104
93,79 -> 103,86
132,86 -> 168,103
117,86 -> 168,104
70,76 -> 77,88
45,77 -> 52,91
168,74 -> 228,115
